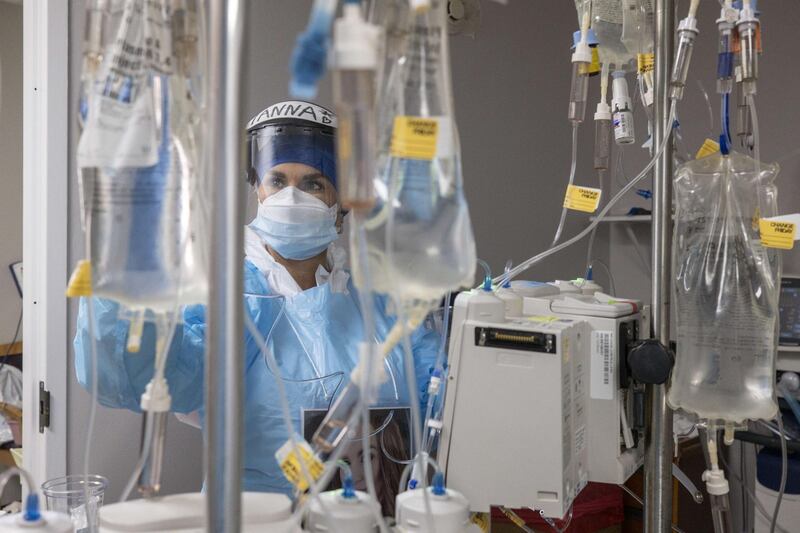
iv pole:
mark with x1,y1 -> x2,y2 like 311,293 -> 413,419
646,0 -> 675,531
205,0 -> 247,531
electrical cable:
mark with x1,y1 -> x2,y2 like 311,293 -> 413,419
719,445 -> 791,533
770,414 -> 788,533
0,308 -> 22,375
587,258 -> 616,295
495,101 -> 678,286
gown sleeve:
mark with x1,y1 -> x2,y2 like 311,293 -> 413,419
74,297 -> 206,413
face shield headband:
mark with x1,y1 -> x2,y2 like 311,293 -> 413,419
248,124 -> 337,188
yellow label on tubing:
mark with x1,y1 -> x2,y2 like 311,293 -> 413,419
563,185 -> 602,213
588,48 -> 601,75
66,260 -> 93,297
390,116 -> 439,160
276,436 -> 324,491
471,513 -> 490,532
638,53 -> 655,74
759,219 -> 797,250
695,138 -> 720,160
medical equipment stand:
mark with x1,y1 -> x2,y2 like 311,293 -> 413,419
646,1 -> 675,532
205,0 -> 247,531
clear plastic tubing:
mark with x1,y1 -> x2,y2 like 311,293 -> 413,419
594,117 -> 612,171
737,2 -> 759,96
716,10 -> 734,94
551,124 -> 579,246
497,101 -> 677,285
568,60 -> 590,124
670,15 -> 699,101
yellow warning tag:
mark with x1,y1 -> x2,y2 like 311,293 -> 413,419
275,436 -> 324,491
66,260 -> 93,297
390,116 -> 439,160
759,219 -> 797,250
563,185 -> 602,213
695,138 -> 720,160
588,47 -> 601,75
638,53 -> 655,74
471,512 -> 490,532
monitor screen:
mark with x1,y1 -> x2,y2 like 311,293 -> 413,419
780,277 -> 800,346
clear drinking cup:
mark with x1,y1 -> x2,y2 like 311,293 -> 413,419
42,475 -> 108,533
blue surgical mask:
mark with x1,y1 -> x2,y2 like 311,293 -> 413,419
249,187 -> 339,260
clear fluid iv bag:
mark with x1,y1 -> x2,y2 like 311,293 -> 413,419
578,0 -> 653,70
668,151 -> 781,424
365,0 -> 477,304
77,0 -> 209,312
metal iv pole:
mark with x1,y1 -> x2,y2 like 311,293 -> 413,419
205,0 -> 247,531
646,0 -> 675,531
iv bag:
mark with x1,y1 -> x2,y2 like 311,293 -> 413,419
77,0 -> 209,311
365,0 -> 477,305
668,152 -> 781,424
577,0 -> 653,70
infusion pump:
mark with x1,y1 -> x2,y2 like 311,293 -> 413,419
438,280 -> 648,519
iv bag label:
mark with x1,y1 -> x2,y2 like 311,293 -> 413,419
590,331 -> 614,400
77,88 -> 159,168
563,185 -> 602,213
759,218 -> 798,250
390,116 -> 440,160
275,436 -> 324,491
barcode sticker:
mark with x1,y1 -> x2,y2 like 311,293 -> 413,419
590,331 -> 614,400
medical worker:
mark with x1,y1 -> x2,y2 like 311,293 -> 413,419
75,101 -> 439,495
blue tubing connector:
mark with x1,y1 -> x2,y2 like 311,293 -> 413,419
431,471 -> 447,496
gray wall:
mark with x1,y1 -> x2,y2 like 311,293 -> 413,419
0,2 -> 23,345
65,0 -> 800,502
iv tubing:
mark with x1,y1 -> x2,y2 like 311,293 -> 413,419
771,414 -> 788,533
119,414 -> 156,502
719,448 -> 791,533
350,217 -> 393,533
779,381 -> 800,428
243,310 -> 345,533
551,124 -> 580,246
496,101 -> 678,285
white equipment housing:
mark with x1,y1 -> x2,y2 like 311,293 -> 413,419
439,282 -> 647,518
439,290 -> 589,518
522,289 -> 648,484
98,492 -> 297,532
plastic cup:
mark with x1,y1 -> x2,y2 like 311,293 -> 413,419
41,475 -> 108,533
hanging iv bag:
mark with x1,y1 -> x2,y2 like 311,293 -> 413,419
577,0 -> 654,70
76,0 -> 209,312
668,151 -> 781,424
364,0 -> 477,305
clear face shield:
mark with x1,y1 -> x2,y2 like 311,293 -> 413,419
247,123 -> 337,196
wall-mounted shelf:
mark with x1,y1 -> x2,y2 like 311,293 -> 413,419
589,215 -> 653,223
